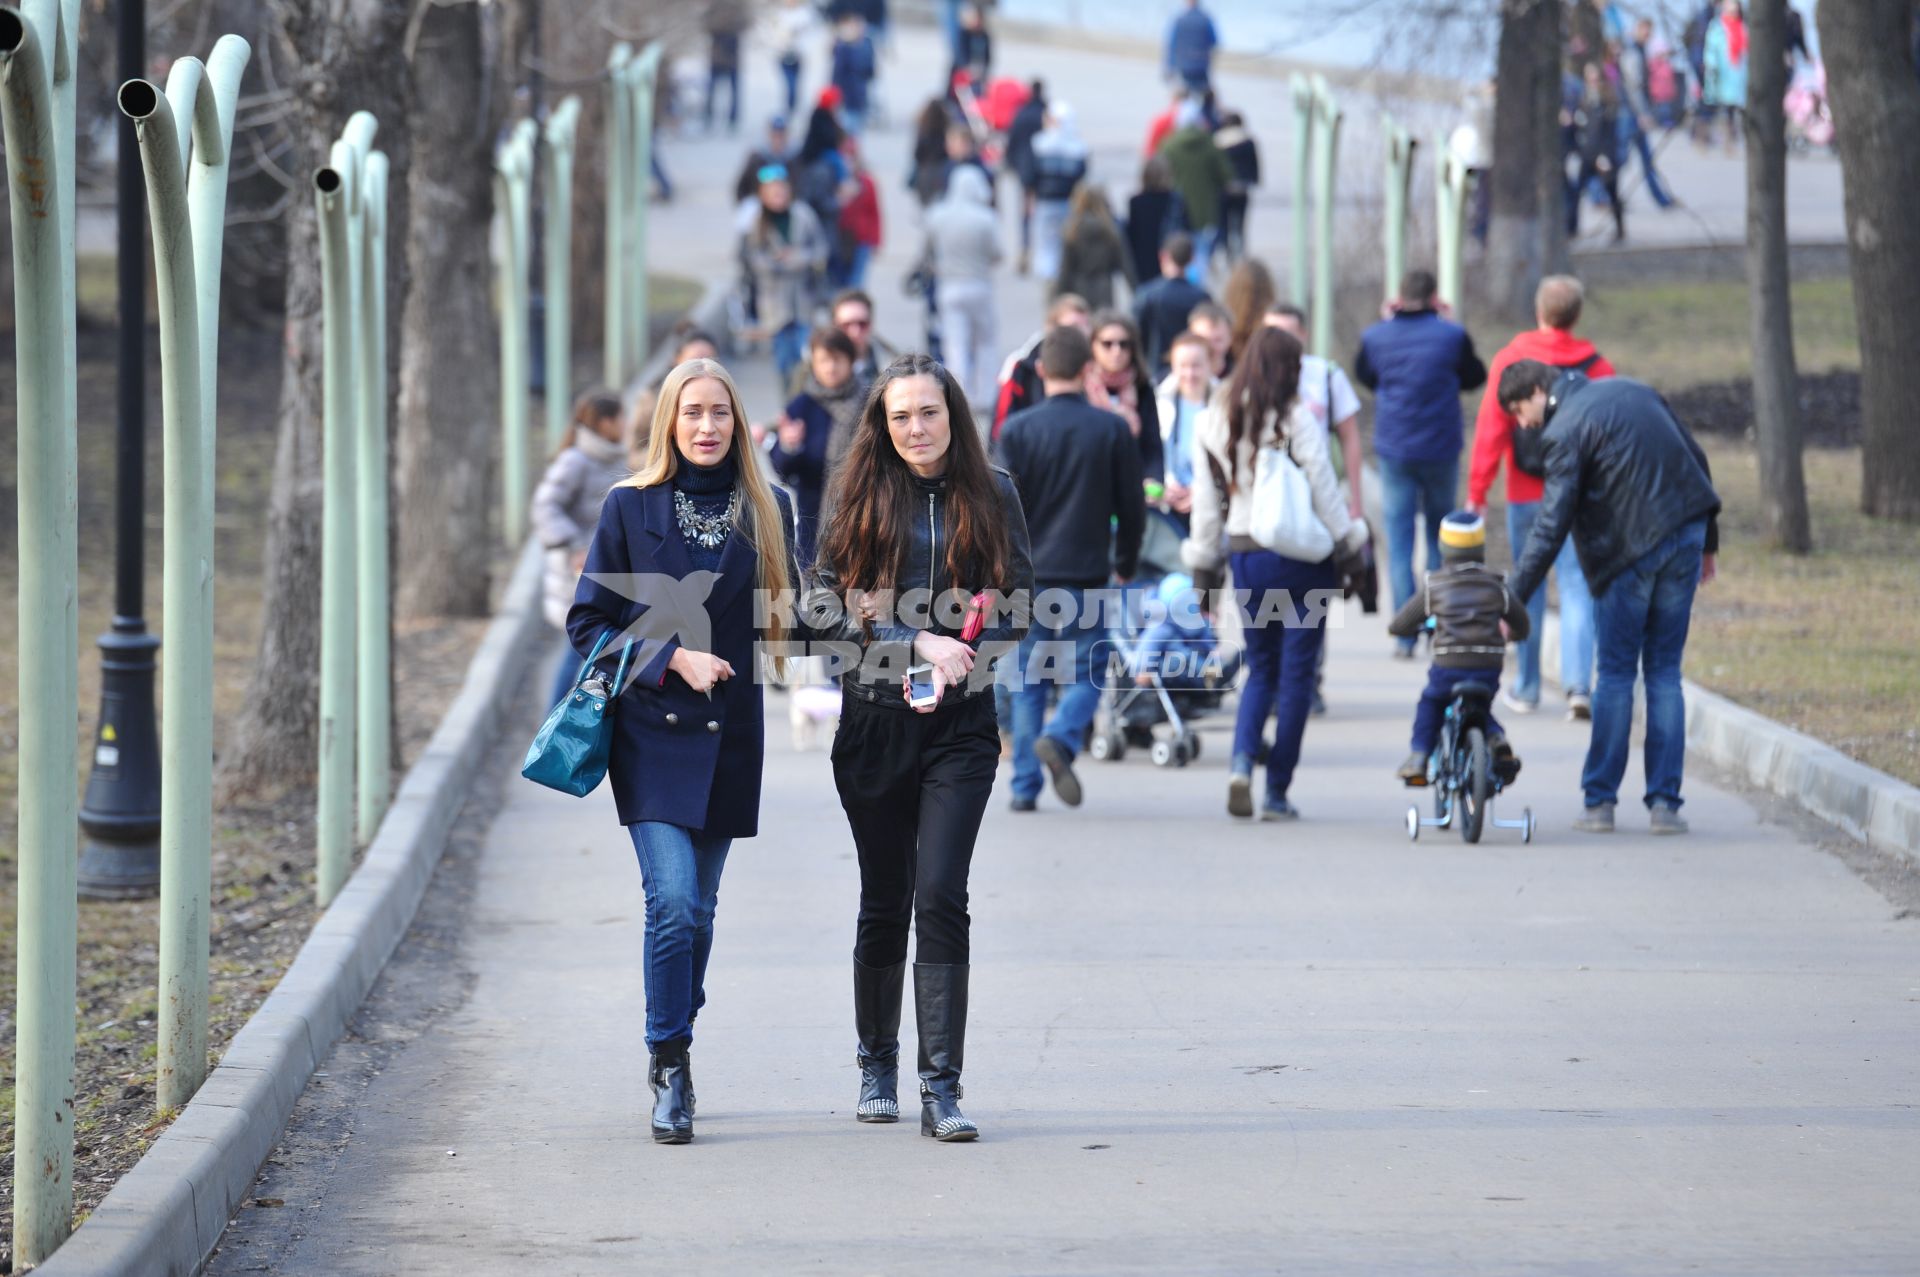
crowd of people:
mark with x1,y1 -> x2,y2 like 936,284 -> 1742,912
529,0 -> 1725,1149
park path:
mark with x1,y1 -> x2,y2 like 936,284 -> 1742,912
203,18 -> 1907,1277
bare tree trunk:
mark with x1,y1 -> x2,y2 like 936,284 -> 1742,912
393,0 -> 509,619
216,0 -> 413,801
1819,0 -> 1920,522
1745,0 -> 1811,552
1486,0 -> 1570,324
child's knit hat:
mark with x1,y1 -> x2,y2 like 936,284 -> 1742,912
1438,510 -> 1487,561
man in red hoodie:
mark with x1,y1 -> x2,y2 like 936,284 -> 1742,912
1466,275 -> 1614,721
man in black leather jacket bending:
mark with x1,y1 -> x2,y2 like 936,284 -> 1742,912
1498,361 -> 1720,836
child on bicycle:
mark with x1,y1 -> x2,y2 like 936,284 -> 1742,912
1390,511 -> 1530,785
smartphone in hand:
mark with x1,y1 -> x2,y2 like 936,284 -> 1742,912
907,662 -> 940,709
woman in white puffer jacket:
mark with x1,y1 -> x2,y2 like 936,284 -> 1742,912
1183,326 -> 1368,822
533,388 -> 629,708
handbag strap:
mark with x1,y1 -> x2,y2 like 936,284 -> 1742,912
575,628 -> 635,693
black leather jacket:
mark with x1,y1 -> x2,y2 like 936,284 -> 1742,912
803,467 -> 1035,710
1511,373 -> 1721,603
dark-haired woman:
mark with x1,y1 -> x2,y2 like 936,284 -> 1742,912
1086,309 -> 1165,488
567,358 -> 802,1145
1182,327 -> 1369,821
806,354 -> 1033,1141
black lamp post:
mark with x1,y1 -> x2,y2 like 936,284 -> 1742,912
78,0 -> 162,900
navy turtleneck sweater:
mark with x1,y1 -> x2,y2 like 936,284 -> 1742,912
672,450 -> 737,572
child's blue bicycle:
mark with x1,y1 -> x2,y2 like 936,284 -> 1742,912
1404,679 -> 1534,845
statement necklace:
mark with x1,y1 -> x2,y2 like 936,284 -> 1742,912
674,488 -> 738,550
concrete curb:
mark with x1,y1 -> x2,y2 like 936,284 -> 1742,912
41,282 -> 735,1277
1539,609 -> 1920,863
37,538 -> 549,1277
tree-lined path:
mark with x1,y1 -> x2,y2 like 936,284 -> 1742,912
201,13 -> 1915,1277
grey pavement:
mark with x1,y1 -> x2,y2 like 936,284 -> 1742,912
205,19 -> 1905,1277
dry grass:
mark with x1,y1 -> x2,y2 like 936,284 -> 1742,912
1581,275 -> 1861,385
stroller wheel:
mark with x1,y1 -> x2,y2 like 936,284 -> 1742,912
1090,730 -> 1125,763
1150,739 -> 1177,768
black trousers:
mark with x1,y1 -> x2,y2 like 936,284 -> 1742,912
833,691 -> 999,967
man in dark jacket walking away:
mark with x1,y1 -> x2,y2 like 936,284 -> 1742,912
1132,232 -> 1211,377
1499,361 -> 1721,836
1006,79 -> 1048,276
1356,269 -> 1488,658
997,327 -> 1147,812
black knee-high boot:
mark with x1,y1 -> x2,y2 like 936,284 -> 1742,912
914,963 -> 978,1142
648,1038 -> 694,1145
854,957 -> 906,1122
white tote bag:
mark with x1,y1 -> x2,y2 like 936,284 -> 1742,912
1248,430 -> 1333,562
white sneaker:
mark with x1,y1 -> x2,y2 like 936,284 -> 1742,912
1500,692 -> 1538,716
1566,692 -> 1592,721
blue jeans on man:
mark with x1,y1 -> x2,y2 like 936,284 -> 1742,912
1506,499 -> 1595,702
1625,114 -> 1674,208
772,321 -> 808,387
1380,455 -> 1460,653
1583,518 -> 1708,811
1010,586 -> 1106,804
627,821 -> 732,1047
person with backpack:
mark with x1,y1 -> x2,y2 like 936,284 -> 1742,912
1182,327 -> 1369,822
1467,275 -> 1613,720
534,389 -> 631,710
1028,102 -> 1090,283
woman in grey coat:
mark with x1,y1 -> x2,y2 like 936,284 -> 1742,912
533,388 -> 630,707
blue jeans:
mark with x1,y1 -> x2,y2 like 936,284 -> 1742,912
1583,518 -> 1708,811
1231,550 -> 1337,802
627,821 -> 733,1048
772,321 -> 807,386
1380,455 -> 1460,647
778,55 -> 801,114
1412,666 -> 1504,754
1626,117 -> 1674,207
1010,585 -> 1106,802
1506,499 -> 1595,701
1186,226 -> 1219,285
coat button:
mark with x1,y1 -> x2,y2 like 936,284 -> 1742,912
665,713 -> 679,726
706,720 -> 720,733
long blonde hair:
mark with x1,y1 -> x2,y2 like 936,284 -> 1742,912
623,358 -> 791,654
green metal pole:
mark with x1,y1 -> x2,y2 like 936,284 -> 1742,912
498,123 -> 535,547
543,95 -> 580,450
630,46 -> 662,376
604,44 -> 631,387
1,2 -> 80,1263
1382,117 -> 1414,306
315,127 -> 366,908
1437,139 -> 1470,322
1309,76 -> 1341,360
1289,73 -> 1313,307
356,151 -> 391,843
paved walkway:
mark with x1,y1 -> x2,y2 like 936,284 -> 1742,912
205,20 -> 1906,1277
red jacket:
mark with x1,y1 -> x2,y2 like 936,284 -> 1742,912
1143,109 -> 1175,160
839,172 -> 883,248
1467,328 -> 1615,506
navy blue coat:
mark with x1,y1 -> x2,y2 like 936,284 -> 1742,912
565,482 -> 798,837
1354,309 -> 1488,465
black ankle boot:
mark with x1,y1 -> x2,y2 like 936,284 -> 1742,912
648,1038 -> 694,1144
854,957 -> 906,1123
914,963 -> 978,1142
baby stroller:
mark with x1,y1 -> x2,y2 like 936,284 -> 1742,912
1087,516 -> 1243,769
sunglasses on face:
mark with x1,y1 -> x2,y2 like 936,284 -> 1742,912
1096,338 -> 1132,351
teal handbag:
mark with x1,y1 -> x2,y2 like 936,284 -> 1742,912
522,630 -> 634,796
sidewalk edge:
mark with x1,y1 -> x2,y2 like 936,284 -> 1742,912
1541,610 -> 1920,864
35,539 -> 547,1277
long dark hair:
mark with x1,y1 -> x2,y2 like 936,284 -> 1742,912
820,354 -> 1014,601
799,104 -> 843,165
1089,308 -> 1153,404
1224,326 -> 1304,492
